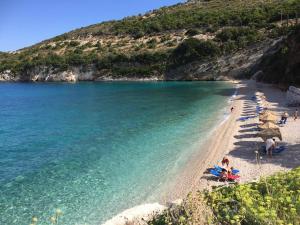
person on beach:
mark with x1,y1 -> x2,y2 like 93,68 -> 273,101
227,167 -> 234,175
280,111 -> 289,124
221,157 -> 229,167
294,109 -> 298,120
231,107 -> 234,112
265,138 -> 276,158
219,169 -> 228,181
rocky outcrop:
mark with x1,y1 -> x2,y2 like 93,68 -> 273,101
0,66 -> 164,82
249,27 -> 300,85
165,39 -> 275,81
287,86 -> 300,106
0,70 -> 16,81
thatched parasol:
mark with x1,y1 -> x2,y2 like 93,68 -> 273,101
258,122 -> 279,130
257,128 -> 282,141
259,111 -> 277,122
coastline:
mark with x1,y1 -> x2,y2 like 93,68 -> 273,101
104,79 -> 300,224
165,80 -> 242,200
103,80 -> 238,224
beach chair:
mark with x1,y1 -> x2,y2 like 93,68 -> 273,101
214,165 -> 240,175
227,174 -> 240,181
261,145 -> 287,154
238,116 -> 250,121
210,169 -> 220,177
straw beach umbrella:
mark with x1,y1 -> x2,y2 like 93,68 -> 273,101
259,111 -> 277,122
258,122 -> 279,130
259,110 -> 275,116
257,128 -> 282,141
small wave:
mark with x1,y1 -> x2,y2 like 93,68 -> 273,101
102,203 -> 167,225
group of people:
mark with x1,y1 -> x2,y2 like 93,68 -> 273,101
218,157 -> 239,181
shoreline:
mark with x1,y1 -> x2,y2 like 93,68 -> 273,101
104,80 -> 300,224
165,80 -> 242,199
103,80 -> 239,224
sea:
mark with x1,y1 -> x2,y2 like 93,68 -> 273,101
0,81 -> 234,225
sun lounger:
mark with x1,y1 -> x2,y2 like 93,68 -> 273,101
238,116 -> 250,121
227,174 -> 240,181
210,168 -> 240,182
261,145 -> 287,154
210,169 -> 220,177
214,165 -> 240,174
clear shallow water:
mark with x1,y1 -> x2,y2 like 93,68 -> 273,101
0,82 -> 233,225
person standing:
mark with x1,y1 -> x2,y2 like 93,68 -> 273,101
221,157 -> 229,167
281,111 -> 289,124
265,138 -> 276,158
294,109 -> 298,121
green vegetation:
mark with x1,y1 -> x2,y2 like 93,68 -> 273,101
249,25 -> 300,85
109,0 -> 299,36
205,167 -> 300,225
0,0 -> 298,79
149,167 -> 300,225
169,38 -> 220,67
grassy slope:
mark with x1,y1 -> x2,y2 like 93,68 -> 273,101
0,0 -> 299,79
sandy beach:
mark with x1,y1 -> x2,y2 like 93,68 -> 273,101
170,80 -> 300,198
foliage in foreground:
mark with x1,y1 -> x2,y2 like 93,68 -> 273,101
150,167 -> 300,225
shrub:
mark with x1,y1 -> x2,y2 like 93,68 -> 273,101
205,167 -> 300,225
185,28 -> 201,37
216,27 -> 263,52
169,38 -> 220,67
147,38 -> 157,49
68,40 -> 80,47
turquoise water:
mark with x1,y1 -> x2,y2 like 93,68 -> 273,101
0,82 -> 233,225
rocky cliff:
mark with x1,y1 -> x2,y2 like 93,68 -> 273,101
249,25 -> 300,85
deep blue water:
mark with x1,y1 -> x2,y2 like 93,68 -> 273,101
0,82 -> 233,225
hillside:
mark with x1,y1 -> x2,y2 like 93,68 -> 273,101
250,23 -> 300,85
0,0 -> 299,82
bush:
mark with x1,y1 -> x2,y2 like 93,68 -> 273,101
205,167 -> 300,225
68,41 -> 80,47
216,27 -> 263,52
185,28 -> 201,37
169,38 -> 220,67
147,38 -> 157,49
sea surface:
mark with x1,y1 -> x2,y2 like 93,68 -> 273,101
0,81 -> 234,225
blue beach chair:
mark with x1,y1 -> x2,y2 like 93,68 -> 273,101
214,165 -> 240,175
238,116 -> 250,121
261,145 -> 287,154
210,169 -> 220,177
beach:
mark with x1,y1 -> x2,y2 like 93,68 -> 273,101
104,80 -> 300,224
169,80 -> 300,198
